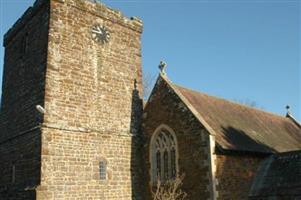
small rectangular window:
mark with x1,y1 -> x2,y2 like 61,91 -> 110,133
99,161 -> 107,180
12,164 -> 16,183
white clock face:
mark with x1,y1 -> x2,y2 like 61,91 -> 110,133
92,25 -> 110,44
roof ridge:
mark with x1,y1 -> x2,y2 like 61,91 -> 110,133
172,83 -> 292,122
286,113 -> 301,128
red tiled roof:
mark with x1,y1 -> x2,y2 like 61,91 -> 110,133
165,76 -> 301,153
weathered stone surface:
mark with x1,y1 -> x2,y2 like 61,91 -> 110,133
0,0 -> 272,199
143,76 -> 211,200
0,0 -> 145,199
215,154 -> 263,200
0,0 -> 49,142
44,0 -> 143,135
0,129 -> 41,200
0,1 -> 49,198
143,75 -> 269,200
37,128 -> 144,199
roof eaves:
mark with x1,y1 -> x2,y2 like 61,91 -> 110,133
215,143 -> 272,156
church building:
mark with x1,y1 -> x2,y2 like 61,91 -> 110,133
0,0 -> 300,199
143,73 -> 301,199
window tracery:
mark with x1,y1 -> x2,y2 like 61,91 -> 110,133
150,125 -> 178,184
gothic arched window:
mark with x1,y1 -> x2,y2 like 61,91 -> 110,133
150,125 -> 178,184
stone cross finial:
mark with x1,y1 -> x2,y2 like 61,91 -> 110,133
286,105 -> 291,115
158,61 -> 167,74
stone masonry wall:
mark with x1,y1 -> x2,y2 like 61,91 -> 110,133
215,154 -> 263,200
0,0 -> 49,141
44,0 -> 143,132
37,0 -> 145,199
37,127 -> 144,199
0,0 -> 49,199
143,76 -> 212,200
0,129 -> 41,200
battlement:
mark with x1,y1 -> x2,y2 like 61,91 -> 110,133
4,0 -> 143,47
74,0 -> 143,31
3,0 -> 47,47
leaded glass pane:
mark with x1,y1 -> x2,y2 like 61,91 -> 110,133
99,161 -> 107,180
164,150 -> 169,181
156,151 -> 161,180
171,148 -> 176,179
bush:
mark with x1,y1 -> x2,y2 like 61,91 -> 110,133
152,174 -> 187,200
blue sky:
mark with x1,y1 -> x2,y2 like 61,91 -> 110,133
0,0 -> 300,120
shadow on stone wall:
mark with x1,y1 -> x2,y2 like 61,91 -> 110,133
214,126 -> 272,199
0,190 -> 36,200
130,79 -> 147,199
0,128 -> 41,200
220,126 -> 275,153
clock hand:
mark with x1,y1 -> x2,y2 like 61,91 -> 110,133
92,30 -> 103,34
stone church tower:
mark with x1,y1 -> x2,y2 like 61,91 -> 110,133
0,0 -> 145,199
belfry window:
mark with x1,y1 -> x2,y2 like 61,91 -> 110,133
150,125 -> 178,184
21,33 -> 29,55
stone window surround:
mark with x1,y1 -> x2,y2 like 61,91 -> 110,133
150,124 -> 179,184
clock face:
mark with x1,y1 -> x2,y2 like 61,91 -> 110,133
92,25 -> 110,44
